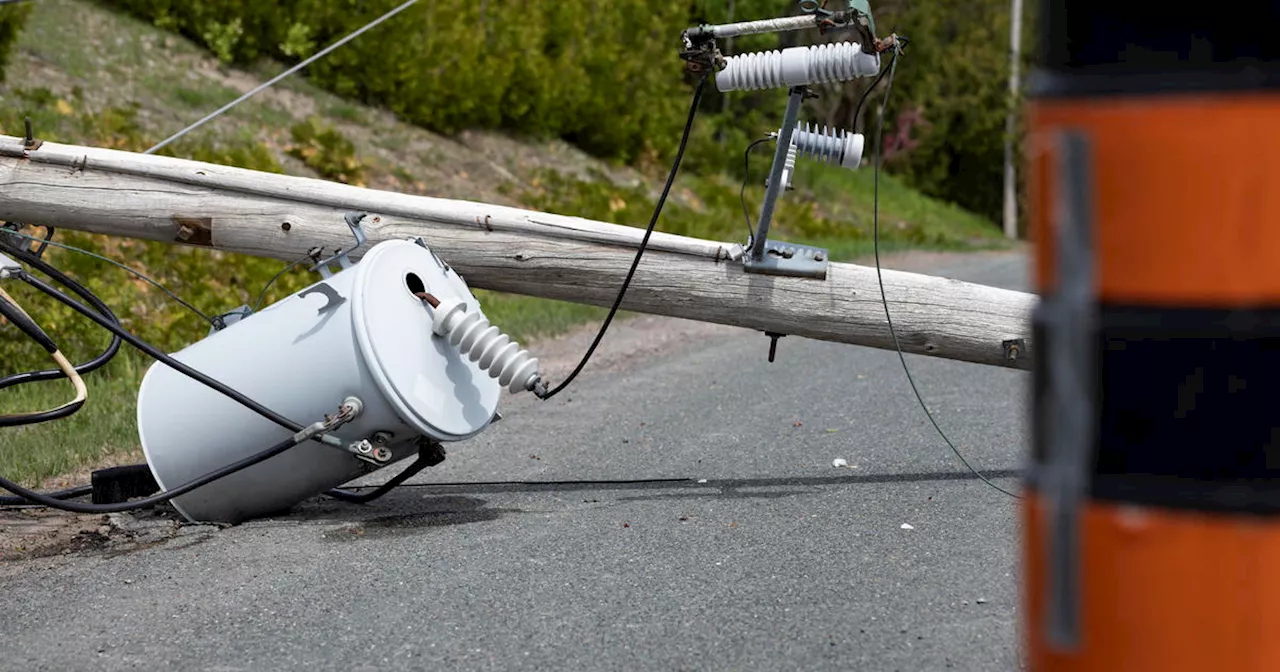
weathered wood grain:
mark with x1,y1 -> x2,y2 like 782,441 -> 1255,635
0,135 -> 1035,369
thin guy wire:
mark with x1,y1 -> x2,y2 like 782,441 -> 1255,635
870,48 -> 1020,500
1,229 -> 215,325
144,0 -> 421,155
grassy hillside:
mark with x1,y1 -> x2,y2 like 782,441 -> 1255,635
0,0 -> 1006,486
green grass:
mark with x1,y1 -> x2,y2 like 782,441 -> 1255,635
794,161 -> 1008,260
472,290 -> 610,344
0,355 -> 146,486
511,164 -> 1008,266
326,102 -> 368,124
173,84 -> 238,110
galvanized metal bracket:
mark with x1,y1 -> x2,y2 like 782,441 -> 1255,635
742,86 -> 830,281
743,239 -> 829,279
408,236 -> 453,274
208,304 -> 253,336
1040,130 -> 1096,654
311,211 -> 369,278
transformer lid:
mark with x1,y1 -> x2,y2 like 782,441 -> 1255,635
350,239 -> 500,441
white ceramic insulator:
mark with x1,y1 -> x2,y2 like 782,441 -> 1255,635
431,299 -> 541,394
783,141 -> 798,188
789,122 -> 865,170
716,42 -> 880,92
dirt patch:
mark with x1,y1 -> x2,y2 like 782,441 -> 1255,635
0,509 -> 113,563
0,504 -> 197,572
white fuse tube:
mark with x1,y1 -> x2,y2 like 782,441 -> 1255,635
716,41 -> 880,92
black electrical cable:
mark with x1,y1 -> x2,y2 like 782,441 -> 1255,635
740,136 -> 772,242
0,240 -> 123,391
30,225 -> 54,259
0,289 -> 56,354
0,432 -> 312,513
852,54 -> 894,135
0,484 -> 92,507
868,43 -> 1019,500
252,256 -> 308,313
0,398 -> 84,428
0,291 -> 86,427
535,76 -> 708,401
17,272 -> 306,434
325,448 -> 436,504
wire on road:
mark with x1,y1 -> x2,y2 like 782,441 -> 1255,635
870,45 -> 1021,500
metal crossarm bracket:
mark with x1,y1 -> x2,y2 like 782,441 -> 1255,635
743,239 -> 828,279
743,86 -> 830,280
310,211 -> 369,278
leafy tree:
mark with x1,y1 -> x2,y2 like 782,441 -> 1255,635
862,0 -> 1036,223
0,2 -> 32,84
91,0 -> 1031,223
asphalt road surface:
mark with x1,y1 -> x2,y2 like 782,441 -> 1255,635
1,250 -> 1031,671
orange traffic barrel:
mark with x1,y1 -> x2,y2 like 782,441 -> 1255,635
1023,3 -> 1280,670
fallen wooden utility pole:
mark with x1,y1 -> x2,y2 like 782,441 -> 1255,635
0,135 -> 1034,370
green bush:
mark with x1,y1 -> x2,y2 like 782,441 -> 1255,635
0,1 -> 32,84
868,0 -> 1037,226
92,0 -> 1029,227
99,0 -> 700,163
286,117 -> 366,185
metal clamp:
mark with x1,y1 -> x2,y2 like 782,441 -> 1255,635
208,304 -> 253,336
311,211 -> 369,278
0,251 -> 20,279
345,431 -> 395,466
408,236 -> 452,274
1002,338 -> 1029,364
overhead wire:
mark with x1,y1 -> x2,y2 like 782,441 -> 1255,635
143,0 -> 422,155
851,53 -> 894,135
739,136 -> 772,242
252,256 -> 310,313
0,228 -> 215,325
535,75 -> 708,401
868,43 -> 1020,500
